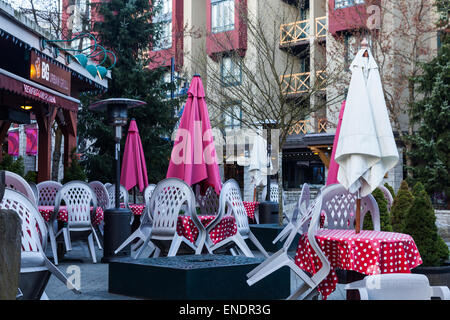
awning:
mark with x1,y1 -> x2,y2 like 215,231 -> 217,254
0,67 -> 79,112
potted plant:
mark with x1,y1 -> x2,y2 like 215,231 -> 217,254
403,182 -> 450,287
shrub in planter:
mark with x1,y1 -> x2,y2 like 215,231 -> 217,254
363,187 -> 393,231
403,183 -> 449,267
390,180 -> 414,233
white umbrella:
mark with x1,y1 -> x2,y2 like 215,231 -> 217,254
335,43 -> 399,232
249,134 -> 273,200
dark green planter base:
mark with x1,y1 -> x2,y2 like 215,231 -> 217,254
411,262 -> 450,287
248,224 -> 300,252
108,254 -> 290,300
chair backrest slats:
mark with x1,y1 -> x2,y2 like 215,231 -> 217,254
55,181 -> 97,228
89,181 -> 110,209
106,184 -> 129,209
149,178 -> 195,236
4,171 -> 37,207
37,180 -> 63,207
219,179 -> 249,235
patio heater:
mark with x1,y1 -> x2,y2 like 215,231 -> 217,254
89,98 -> 146,262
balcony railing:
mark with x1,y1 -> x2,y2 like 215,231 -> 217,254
288,119 -> 328,135
280,16 -> 327,46
315,17 -> 327,38
280,70 -> 326,95
280,19 -> 310,45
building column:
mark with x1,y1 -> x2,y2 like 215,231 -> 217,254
0,121 -> 11,162
35,105 -> 57,182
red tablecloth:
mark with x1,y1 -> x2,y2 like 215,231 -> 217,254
177,215 -> 237,245
120,203 -> 146,216
243,201 -> 259,220
38,206 -> 104,226
295,229 -> 423,300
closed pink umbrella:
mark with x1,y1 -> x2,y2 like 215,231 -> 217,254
326,100 -> 346,185
120,119 -> 149,192
167,75 -> 222,194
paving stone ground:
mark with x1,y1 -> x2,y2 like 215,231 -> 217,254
44,240 -> 346,300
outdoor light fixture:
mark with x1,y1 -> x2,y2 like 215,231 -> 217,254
20,105 -> 32,110
74,53 -> 88,67
88,98 -> 146,263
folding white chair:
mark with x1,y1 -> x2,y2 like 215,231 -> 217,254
344,273 -> 450,300
36,180 -> 63,264
106,184 -> 133,224
134,178 -> 203,258
88,181 -> 110,239
114,183 -> 158,257
204,179 -> 269,258
272,183 -> 310,245
53,181 -> 102,263
0,188 -> 80,299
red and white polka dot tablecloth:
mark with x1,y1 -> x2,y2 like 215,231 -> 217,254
295,229 -> 423,300
38,205 -> 104,226
243,201 -> 259,221
120,203 -> 146,216
177,215 -> 237,245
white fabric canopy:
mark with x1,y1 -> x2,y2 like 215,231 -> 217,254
249,134 -> 272,187
335,48 -> 399,197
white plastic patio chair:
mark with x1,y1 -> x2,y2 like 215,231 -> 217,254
272,183 -> 310,245
36,180 -> 63,264
247,183 -> 381,299
195,185 -> 220,216
247,190 -> 330,299
134,178 -> 203,258
321,183 -> 380,231
378,185 -> 394,212
204,179 -> 269,258
53,181 -> 102,263
88,181 -> 110,239
344,273 -> 450,300
0,188 -> 80,299
114,184 -> 159,257
4,170 -> 37,207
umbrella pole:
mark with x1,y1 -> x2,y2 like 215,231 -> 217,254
355,190 -> 361,234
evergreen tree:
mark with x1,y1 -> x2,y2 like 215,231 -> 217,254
62,148 -> 87,184
0,154 -> 24,176
403,183 -> 449,266
407,26 -> 450,204
78,0 -> 178,183
390,180 -> 414,233
363,188 -> 393,231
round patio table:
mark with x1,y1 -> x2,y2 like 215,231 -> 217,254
177,215 -> 237,245
295,229 -> 423,300
38,205 -> 104,226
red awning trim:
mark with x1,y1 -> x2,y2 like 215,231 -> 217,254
0,68 -> 79,112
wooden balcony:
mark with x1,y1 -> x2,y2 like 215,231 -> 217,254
280,70 -> 326,95
288,119 -> 328,135
280,16 -> 327,49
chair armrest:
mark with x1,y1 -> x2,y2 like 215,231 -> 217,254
431,286 -> 450,300
344,281 -> 369,300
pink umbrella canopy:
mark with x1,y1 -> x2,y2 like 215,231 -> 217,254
326,100 -> 346,186
166,75 -> 222,194
120,119 -> 149,192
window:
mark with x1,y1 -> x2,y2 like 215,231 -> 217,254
211,0 -> 235,33
154,0 -> 172,50
221,55 -> 242,86
335,0 -> 365,9
223,104 -> 242,130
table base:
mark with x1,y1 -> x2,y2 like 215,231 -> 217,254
109,255 -> 290,300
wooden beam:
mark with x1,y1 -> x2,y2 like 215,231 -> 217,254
309,146 -> 330,169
